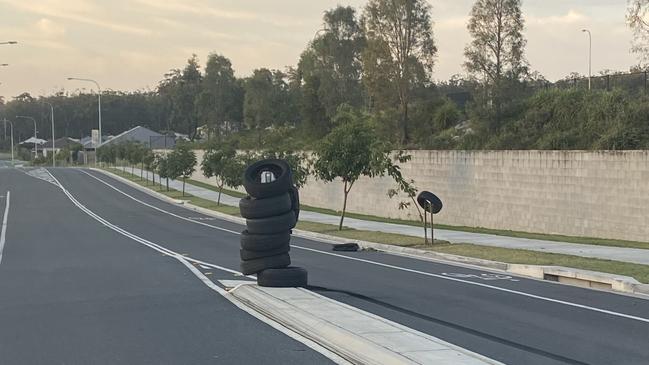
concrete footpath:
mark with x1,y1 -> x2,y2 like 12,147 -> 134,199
117,167 -> 649,266
222,280 -> 501,365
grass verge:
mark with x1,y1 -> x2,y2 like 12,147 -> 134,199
106,167 -> 649,284
181,173 -> 649,250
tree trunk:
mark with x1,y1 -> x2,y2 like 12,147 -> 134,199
182,178 -> 186,196
140,163 -> 144,180
339,181 -> 349,231
166,178 -> 169,191
402,100 -> 409,144
217,179 -> 223,206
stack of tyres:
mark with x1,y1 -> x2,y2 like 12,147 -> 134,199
239,159 -> 307,287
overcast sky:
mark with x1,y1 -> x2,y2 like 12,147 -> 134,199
0,0 -> 638,100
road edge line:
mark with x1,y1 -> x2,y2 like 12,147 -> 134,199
0,191 -> 10,264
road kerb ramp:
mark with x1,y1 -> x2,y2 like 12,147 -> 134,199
223,280 -> 502,365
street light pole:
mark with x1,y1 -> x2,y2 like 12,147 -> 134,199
3,119 -> 14,165
16,116 -> 38,159
67,77 -> 102,145
582,29 -> 592,91
43,102 -> 55,167
0,41 -> 17,45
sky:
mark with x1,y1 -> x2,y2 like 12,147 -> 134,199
0,0 -> 639,100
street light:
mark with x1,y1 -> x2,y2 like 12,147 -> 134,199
2,119 -> 14,165
67,77 -> 102,145
16,115 -> 38,159
0,41 -> 17,45
0,64 -> 8,67
582,29 -> 592,91
43,102 -> 55,167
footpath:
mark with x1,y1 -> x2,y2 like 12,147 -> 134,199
117,167 -> 649,267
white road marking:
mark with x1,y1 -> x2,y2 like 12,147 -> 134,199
442,273 -> 520,282
45,170 -> 349,364
0,191 -> 10,264
82,169 -> 649,325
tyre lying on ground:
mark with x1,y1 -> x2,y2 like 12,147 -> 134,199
257,267 -> 307,288
238,159 -> 307,286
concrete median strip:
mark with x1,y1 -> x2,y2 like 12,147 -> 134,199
222,280 -> 502,365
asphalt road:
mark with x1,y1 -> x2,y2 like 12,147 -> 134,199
2,166 -> 649,364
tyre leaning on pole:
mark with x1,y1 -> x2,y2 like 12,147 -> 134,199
239,159 -> 307,287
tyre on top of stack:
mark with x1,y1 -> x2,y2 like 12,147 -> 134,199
238,159 -> 307,287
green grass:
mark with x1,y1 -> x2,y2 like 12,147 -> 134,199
106,167 -> 649,283
186,178 -> 247,198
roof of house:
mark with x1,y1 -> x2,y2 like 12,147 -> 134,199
42,137 -> 81,149
19,137 -> 47,145
101,126 -> 176,149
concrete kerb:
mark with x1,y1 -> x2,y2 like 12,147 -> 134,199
92,168 -> 649,298
225,281 -> 503,365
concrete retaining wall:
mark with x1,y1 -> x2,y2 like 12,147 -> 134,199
188,150 -> 649,242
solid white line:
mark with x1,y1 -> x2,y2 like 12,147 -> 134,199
291,246 -> 649,324
83,168 -> 649,325
45,169 -> 349,364
79,169 -> 239,235
0,191 -> 10,264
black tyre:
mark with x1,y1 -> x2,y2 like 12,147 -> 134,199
240,253 -> 291,275
332,243 -> 359,252
240,243 -> 290,260
240,230 -> 291,251
288,186 -> 300,222
239,193 -> 292,219
243,159 -> 292,198
257,267 -> 308,287
417,191 -> 443,214
246,211 -> 296,234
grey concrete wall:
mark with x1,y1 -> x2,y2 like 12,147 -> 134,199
189,150 -> 649,242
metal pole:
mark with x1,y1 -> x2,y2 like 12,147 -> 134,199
43,103 -> 55,167
16,116 -> 37,160
582,29 -> 592,91
3,119 -> 13,165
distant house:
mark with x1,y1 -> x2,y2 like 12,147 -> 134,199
19,137 -> 47,158
41,137 -> 81,158
100,126 -> 176,150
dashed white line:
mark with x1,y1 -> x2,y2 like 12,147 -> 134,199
0,191 -> 10,264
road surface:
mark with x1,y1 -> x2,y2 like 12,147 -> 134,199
1,166 -> 648,364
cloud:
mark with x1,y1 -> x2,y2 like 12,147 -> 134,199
35,18 -> 66,38
0,0 -> 153,35
527,10 -> 589,26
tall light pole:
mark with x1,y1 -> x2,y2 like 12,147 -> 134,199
67,77 -> 102,145
3,119 -> 14,165
0,41 -> 17,45
16,115 -> 38,159
582,29 -> 592,91
43,102 -> 55,167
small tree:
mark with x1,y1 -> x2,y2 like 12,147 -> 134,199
313,108 -> 405,230
157,155 -> 170,191
201,146 -> 244,205
142,149 -> 155,184
168,142 -> 196,196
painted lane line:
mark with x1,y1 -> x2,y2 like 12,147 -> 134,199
79,169 -> 239,235
0,191 -> 10,264
83,169 -> 649,325
292,245 -> 649,324
45,172 -> 347,364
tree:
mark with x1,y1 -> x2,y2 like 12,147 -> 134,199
313,107 -> 405,230
201,145 -> 244,205
196,54 -> 242,140
168,142 -> 196,196
157,154 -> 171,191
362,0 -> 437,144
464,0 -> 527,130
243,69 -> 295,142
628,0 -> 649,63
142,149 -> 155,184
298,6 -> 365,136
